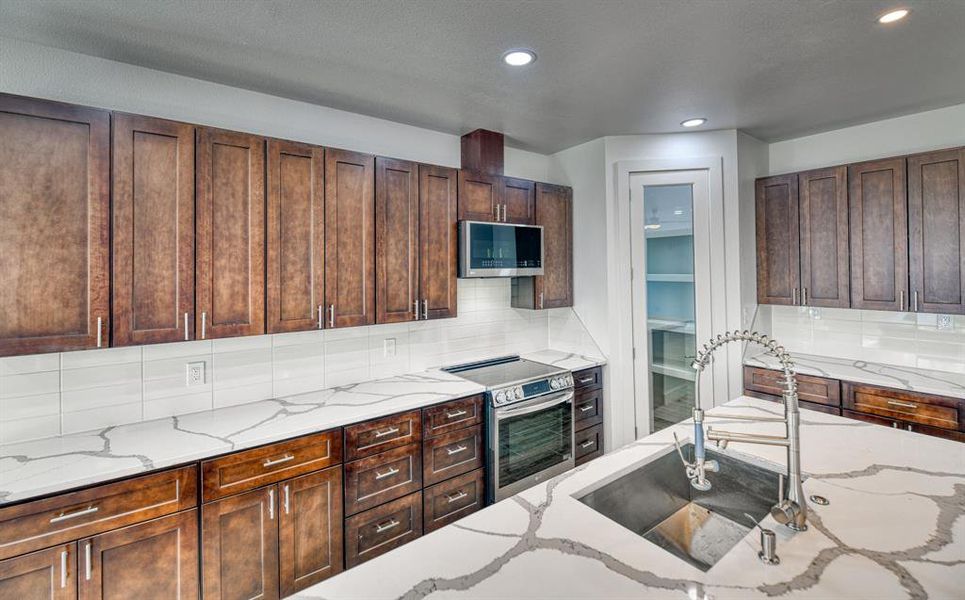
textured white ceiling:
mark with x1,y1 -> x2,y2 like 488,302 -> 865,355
1,0 -> 963,153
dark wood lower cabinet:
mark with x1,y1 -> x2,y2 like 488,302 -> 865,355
278,468 -> 344,596
202,487 -> 278,600
575,424 -> 604,465
842,410 -> 965,442
423,469 -> 485,534
344,492 -> 422,568
80,511 -> 198,600
422,425 -> 484,487
0,543 -> 75,600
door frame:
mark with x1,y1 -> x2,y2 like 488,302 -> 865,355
613,157 -> 728,441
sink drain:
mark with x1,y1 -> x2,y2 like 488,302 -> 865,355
809,494 -> 830,506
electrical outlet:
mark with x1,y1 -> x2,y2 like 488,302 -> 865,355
937,315 -> 953,331
383,338 -> 397,358
186,361 -> 206,387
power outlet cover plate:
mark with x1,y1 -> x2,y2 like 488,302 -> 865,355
186,361 -> 206,386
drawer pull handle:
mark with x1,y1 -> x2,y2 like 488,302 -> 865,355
446,444 -> 468,456
579,403 -> 594,413
579,377 -> 595,384
580,439 -> 596,449
887,400 -> 918,410
50,505 -> 99,524
375,466 -> 400,480
263,454 -> 295,468
375,518 -> 400,533
445,409 -> 468,419
445,490 -> 469,504
374,426 -> 401,439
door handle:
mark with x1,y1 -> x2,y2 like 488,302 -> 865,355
318,305 -> 324,329
60,549 -> 68,588
913,290 -> 920,312
413,299 -> 420,320
329,304 -> 335,328
423,299 -> 428,320
184,312 -> 190,340
96,317 -> 103,348
283,484 -> 290,515
899,290 -> 906,312
268,488 -> 275,520
539,292 -> 544,309
802,287 -> 808,306
84,541 -> 91,581
201,311 -> 207,339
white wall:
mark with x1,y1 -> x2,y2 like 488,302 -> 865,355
737,132 -> 769,329
0,37 -> 554,181
768,103 -> 965,175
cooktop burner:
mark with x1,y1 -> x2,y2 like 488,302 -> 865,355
442,355 -> 566,389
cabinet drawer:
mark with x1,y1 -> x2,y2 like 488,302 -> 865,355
842,410 -> 965,442
574,387 -> 603,431
345,410 -> 422,461
575,424 -> 604,465
573,367 -> 602,390
344,443 -> 422,516
423,395 -> 484,438
743,366 -> 840,406
424,469 -> 485,534
201,429 -> 342,502
743,390 -> 842,416
422,425 -> 484,487
843,382 -> 962,431
345,492 -> 422,568
0,466 -> 196,560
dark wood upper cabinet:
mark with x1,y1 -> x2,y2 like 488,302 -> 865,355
756,174 -> 800,305
908,148 -> 965,315
325,149 -> 375,328
849,157 -> 908,311
196,127 -> 266,339
278,468 -> 344,596
420,164 -> 458,319
501,177 -> 536,225
266,140 -> 324,333
0,543 -> 75,600
112,114 -> 195,346
458,170 -> 500,222
460,129 -> 503,175
79,511 -> 198,600
534,183 -> 573,308
202,487 -> 279,600
375,158 -> 418,324
0,94 -> 110,357
798,166 -> 850,308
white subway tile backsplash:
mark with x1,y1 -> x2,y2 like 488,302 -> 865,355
62,403 -> 142,434
144,392 -> 213,420
0,353 -> 59,376
1,371 -> 61,399
0,414 -> 60,444
1,392 -> 60,421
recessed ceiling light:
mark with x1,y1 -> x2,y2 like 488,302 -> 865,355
503,49 -> 536,67
644,224 -> 662,230
673,209 -> 684,216
878,8 -> 909,23
681,118 -> 706,128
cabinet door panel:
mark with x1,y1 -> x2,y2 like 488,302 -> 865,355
0,543 -> 75,600
267,139 -> 324,333
196,127 -> 266,339
278,468 -> 344,596
534,183 -> 573,308
112,113 -> 195,345
755,174 -> 800,305
202,487 -> 278,600
908,148 -> 965,315
0,94 -> 109,356
849,158 -> 908,311
457,171 -> 500,222
419,165 -> 458,319
376,157 -> 418,324
79,511 -> 198,600
799,167 -> 849,308
325,149 -> 375,328
501,177 -> 535,224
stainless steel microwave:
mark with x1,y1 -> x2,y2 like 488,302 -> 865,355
459,221 -> 544,278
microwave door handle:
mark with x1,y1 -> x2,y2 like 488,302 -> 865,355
496,391 -> 574,420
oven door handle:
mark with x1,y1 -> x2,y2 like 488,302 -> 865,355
495,390 -> 574,420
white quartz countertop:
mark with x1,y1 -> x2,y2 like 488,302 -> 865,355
294,396 -> 965,600
0,350 -> 604,506
745,351 -> 965,400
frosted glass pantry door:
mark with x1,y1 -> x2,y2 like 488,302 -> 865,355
629,170 -> 713,433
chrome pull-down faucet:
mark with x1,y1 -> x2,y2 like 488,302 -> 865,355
676,330 -> 808,532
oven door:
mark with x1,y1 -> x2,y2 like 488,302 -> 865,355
491,389 -> 575,501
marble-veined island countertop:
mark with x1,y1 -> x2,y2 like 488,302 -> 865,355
293,396 -> 964,600
0,349 -> 605,506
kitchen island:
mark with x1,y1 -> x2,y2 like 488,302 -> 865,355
293,396 -> 964,599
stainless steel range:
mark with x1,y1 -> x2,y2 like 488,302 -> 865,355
443,356 -> 575,502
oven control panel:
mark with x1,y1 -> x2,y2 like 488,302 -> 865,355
492,373 -> 574,406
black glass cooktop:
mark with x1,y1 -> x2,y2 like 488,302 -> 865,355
442,356 -> 563,388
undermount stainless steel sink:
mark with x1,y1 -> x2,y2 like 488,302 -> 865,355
578,444 -> 783,571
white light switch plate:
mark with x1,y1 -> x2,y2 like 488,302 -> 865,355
383,338 -> 397,358
937,315 -> 953,330
186,361 -> 206,386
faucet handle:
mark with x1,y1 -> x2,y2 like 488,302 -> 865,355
671,432 -> 693,468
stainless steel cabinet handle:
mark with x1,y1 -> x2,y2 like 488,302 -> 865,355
906,424 -> 913,432
329,304 -> 335,328
60,549 -> 68,588
268,488 -> 275,520
413,299 -> 420,320
913,290 -> 920,312
201,311 -> 207,339
263,454 -> 295,468
445,491 -> 469,504
446,444 -> 468,456
445,409 -> 468,420
802,287 -> 808,306
887,400 -> 918,410
375,466 -> 400,480
318,305 -> 323,329
184,312 -> 190,340
579,403 -> 594,413
578,377 -> 595,384
792,288 -> 798,305
580,439 -> 596,449
375,519 -> 399,533
539,292 -> 544,309
374,426 -> 400,438
283,484 -> 290,515
422,299 -> 428,320
96,317 -> 103,348
84,542 -> 91,581
500,204 -> 505,221
899,290 -> 906,312
50,505 -> 99,524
